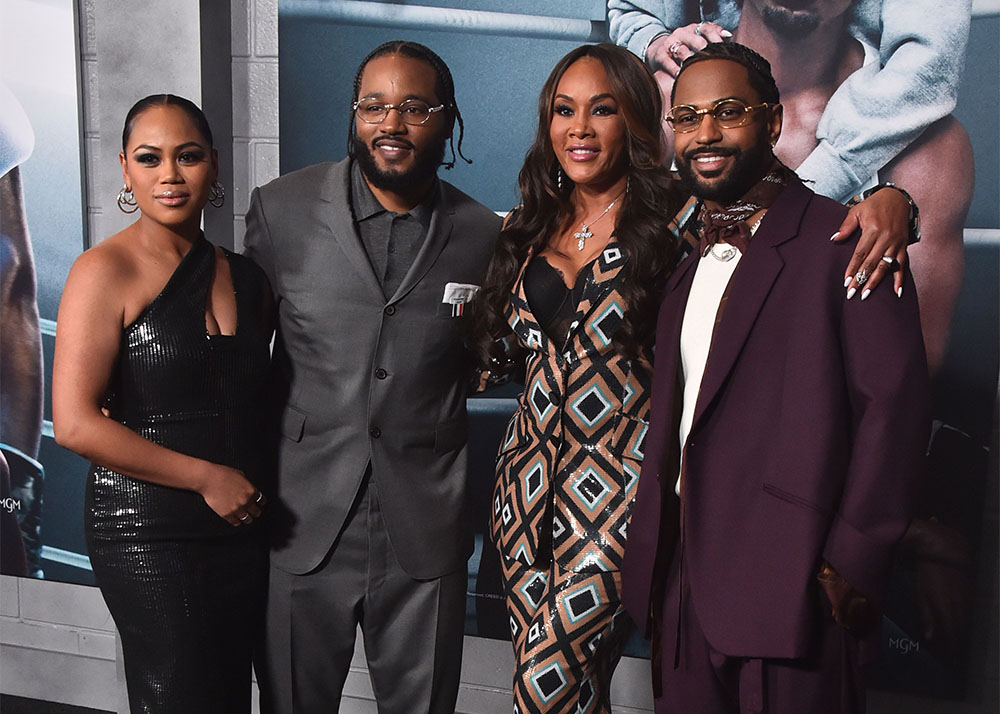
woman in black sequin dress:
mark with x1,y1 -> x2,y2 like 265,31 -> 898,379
53,95 -> 272,713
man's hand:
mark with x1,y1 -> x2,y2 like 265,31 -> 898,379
817,560 -> 878,633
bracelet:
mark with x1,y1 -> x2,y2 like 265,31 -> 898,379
642,29 -> 673,66
850,182 -> 921,245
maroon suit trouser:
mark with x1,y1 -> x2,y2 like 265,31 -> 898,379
654,558 -> 867,714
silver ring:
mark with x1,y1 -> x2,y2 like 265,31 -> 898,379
254,492 -> 264,504
695,22 -> 705,36
855,268 -> 870,287
668,41 -> 685,60
238,513 -> 250,522
881,255 -> 896,266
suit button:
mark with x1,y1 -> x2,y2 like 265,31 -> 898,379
549,393 -> 561,406
375,368 -> 388,380
370,427 -> 381,438
384,305 -> 396,316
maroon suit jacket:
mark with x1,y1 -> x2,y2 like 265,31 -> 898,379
621,178 -> 930,659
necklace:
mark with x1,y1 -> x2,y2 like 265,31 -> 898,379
707,215 -> 763,263
709,243 -> 738,262
573,185 -> 627,251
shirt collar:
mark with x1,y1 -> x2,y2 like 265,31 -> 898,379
350,159 -> 437,229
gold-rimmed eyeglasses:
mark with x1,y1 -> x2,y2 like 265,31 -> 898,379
664,99 -> 771,133
353,98 -> 447,126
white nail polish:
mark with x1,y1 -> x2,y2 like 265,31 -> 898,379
830,232 -> 840,241
721,30 -> 733,37
861,289 -> 871,301
896,286 -> 903,298
846,287 -> 856,300
843,277 -> 852,288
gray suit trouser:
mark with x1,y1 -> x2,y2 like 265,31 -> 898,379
259,470 -> 467,714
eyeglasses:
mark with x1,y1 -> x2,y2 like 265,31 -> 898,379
664,99 -> 770,133
353,98 -> 447,126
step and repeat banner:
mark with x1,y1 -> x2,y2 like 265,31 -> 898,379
1,0 -> 997,703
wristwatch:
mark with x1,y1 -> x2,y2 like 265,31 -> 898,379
853,182 -> 921,245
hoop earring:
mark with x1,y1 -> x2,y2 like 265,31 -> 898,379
208,181 -> 225,208
117,185 -> 138,214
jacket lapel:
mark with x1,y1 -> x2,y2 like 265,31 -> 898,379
318,160 -> 383,297
653,247 -> 700,419
507,245 -> 551,353
389,180 -> 453,304
689,179 -> 812,431
565,240 -> 628,344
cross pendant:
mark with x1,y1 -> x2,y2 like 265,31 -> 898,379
574,227 -> 592,251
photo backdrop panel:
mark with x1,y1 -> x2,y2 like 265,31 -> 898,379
1,0 -> 92,585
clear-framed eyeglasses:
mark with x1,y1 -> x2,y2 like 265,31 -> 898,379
664,99 -> 771,133
353,98 -> 447,126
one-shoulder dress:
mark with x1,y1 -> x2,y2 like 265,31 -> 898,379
84,235 -> 272,714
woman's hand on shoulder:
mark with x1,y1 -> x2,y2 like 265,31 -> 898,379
194,463 -> 266,526
833,187 -> 912,300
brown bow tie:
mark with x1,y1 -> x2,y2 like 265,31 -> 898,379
699,213 -> 752,256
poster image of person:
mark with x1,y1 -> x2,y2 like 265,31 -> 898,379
1,79 -> 44,578
2,1 -> 90,584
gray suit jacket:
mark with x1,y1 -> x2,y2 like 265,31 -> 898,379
244,158 -> 501,578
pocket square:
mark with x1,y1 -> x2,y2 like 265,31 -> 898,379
441,282 -> 479,317
441,282 -> 480,305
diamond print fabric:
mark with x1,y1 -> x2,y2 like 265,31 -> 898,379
490,240 -> 652,575
503,556 -> 631,713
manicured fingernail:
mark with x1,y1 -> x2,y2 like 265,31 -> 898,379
721,30 -> 733,37
843,276 -> 852,288
846,287 -> 856,300
896,286 -> 903,298
830,232 -> 840,241
861,288 -> 871,301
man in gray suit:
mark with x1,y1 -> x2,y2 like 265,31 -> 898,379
244,41 -> 501,714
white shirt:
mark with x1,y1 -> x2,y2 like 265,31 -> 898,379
676,221 -> 762,495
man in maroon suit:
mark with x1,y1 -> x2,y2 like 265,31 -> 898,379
621,42 -> 930,713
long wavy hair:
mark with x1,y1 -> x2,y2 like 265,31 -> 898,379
467,43 -> 684,372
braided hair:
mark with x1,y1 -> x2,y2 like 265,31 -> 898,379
347,40 -> 470,169
670,41 -> 780,106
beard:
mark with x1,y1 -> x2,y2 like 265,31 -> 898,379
676,133 -> 775,206
759,4 -> 821,38
353,131 -> 447,195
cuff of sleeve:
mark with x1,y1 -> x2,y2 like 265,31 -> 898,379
794,141 -> 865,203
822,513 -> 897,610
632,24 -> 671,63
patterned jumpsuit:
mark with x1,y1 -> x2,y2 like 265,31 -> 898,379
491,239 -> 652,713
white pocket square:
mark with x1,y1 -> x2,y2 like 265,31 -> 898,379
442,282 -> 480,305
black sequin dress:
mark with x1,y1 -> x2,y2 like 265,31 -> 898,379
84,236 -> 272,714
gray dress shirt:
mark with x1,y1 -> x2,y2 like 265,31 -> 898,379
350,162 -> 435,298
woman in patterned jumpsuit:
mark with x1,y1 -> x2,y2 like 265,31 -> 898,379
468,43 -> 684,713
